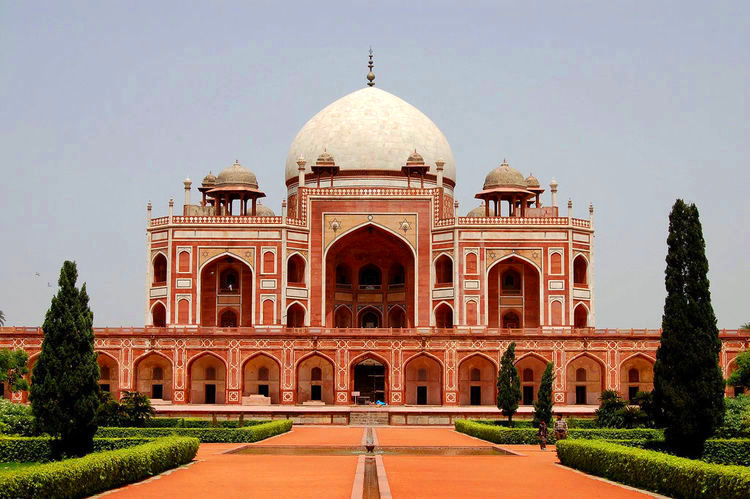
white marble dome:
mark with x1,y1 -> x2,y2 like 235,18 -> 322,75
285,87 -> 456,184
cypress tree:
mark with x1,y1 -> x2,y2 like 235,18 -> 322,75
30,261 -> 99,456
497,342 -> 521,424
533,362 -> 555,427
653,200 -> 724,457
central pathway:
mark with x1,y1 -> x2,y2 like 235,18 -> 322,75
105,426 -> 652,498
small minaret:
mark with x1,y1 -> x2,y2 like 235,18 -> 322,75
366,47 -> 375,87
183,178 -> 192,207
567,199 -> 573,219
589,202 -> 595,226
297,156 -> 306,189
147,201 -> 152,225
168,198 -> 174,220
550,179 -> 558,207
436,159 -> 444,188
281,199 -> 287,218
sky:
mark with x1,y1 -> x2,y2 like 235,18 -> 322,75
0,1 -> 748,328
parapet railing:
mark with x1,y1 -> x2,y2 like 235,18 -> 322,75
434,216 -> 591,228
3,326 -> 747,338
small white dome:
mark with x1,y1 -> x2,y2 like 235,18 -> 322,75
285,87 -> 455,184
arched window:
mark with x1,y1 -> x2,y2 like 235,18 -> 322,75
334,306 -> 352,328
388,307 -> 406,328
574,305 -> 588,328
219,268 -> 239,293
465,253 -> 478,275
178,251 -> 190,273
573,256 -> 588,286
466,300 -> 478,326
358,264 -> 382,289
470,368 -> 481,382
336,264 -> 352,288
388,263 -> 405,288
287,303 -> 305,327
177,299 -> 189,325
550,252 -> 562,274
417,368 -> 428,381
550,301 -> 563,326
576,368 -> 587,382
205,366 -> 216,380
435,304 -> 453,328
259,366 -> 269,381
153,254 -> 167,285
262,299 -> 274,325
502,311 -> 520,329
523,368 -> 534,382
501,270 -> 521,294
435,255 -> 453,286
152,303 -> 166,327
628,368 -> 640,383
311,367 -> 322,381
220,309 -> 238,327
153,366 -> 164,380
360,310 -> 380,328
263,251 -> 275,273
287,254 -> 306,285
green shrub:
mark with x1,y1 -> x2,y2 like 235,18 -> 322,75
0,436 -> 198,498
715,395 -> 750,439
473,418 -> 597,429
455,420 -> 662,444
0,401 -> 34,436
0,436 -> 154,463
96,419 -> 292,443
556,439 -> 750,499
567,418 -> 597,429
703,439 -> 750,467
143,417 -> 269,428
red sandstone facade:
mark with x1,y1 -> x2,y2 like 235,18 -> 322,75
2,82 -> 747,408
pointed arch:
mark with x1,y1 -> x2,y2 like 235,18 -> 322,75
357,305 -> 383,328
404,352 -> 443,405
515,352 -> 549,405
619,352 -> 655,401
486,253 -> 544,328
187,351 -> 228,404
573,302 -> 590,328
286,301 -> 307,327
457,353 -> 497,405
296,352 -> 335,404
566,352 -> 606,405
350,351 -> 389,404
242,352 -> 282,404
197,251 -> 255,326
150,300 -> 167,327
134,351 -> 173,401
433,252 -> 454,286
287,252 -> 307,286
433,301 -> 454,328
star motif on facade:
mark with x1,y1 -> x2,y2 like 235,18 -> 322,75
488,251 -> 496,260
329,218 -> 342,233
399,219 -> 411,233
244,251 -> 252,258
201,251 -> 208,257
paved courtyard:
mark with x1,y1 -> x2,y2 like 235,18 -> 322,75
105,426 -> 653,498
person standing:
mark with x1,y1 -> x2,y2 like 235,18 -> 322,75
554,414 -> 568,440
538,420 -> 548,450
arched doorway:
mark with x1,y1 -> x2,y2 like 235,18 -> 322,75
515,354 -> 548,405
352,356 -> 387,404
434,303 -> 453,328
573,304 -> 588,328
287,254 -> 306,286
188,354 -> 226,404
388,306 -> 406,328
566,355 -> 604,405
97,353 -> 119,400
325,225 -> 415,328
287,303 -> 306,327
619,355 -> 654,402
297,354 -> 334,404
488,256 -> 541,328
200,255 -> 253,326
404,355 -> 442,405
359,307 -> 382,328
135,353 -> 173,401
458,355 -> 496,405
151,302 -> 166,327
243,354 -> 281,404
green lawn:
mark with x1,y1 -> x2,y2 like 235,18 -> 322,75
0,462 -> 39,474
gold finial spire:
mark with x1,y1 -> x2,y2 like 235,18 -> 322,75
366,47 -> 375,87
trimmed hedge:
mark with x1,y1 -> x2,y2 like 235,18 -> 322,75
144,417 -> 269,428
97,419 -> 293,443
703,439 -> 750,467
455,420 -> 662,444
0,436 -> 199,498
473,418 -> 597,429
0,436 -> 153,463
556,439 -> 750,499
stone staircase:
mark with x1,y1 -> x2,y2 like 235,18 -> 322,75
349,411 -> 390,426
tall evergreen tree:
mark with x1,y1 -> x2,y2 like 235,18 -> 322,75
30,261 -> 99,456
497,342 -> 521,424
653,200 -> 724,457
533,362 -> 555,427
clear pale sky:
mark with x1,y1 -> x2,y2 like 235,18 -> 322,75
1,2 -> 747,328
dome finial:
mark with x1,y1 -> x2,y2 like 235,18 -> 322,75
366,47 -> 375,87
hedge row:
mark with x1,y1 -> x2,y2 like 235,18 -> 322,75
0,436 -> 199,499
556,439 -> 750,499
473,418 -> 597,429
0,436 -> 153,463
703,439 -> 750,467
143,417 -> 268,428
96,419 -> 293,443
455,420 -> 662,444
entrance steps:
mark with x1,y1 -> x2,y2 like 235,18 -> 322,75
349,411 -> 389,426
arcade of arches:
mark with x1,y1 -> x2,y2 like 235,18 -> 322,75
297,355 -> 335,404
488,257 -> 540,328
200,256 -> 253,327
243,354 -> 281,404
189,354 -> 227,404
325,225 -> 415,328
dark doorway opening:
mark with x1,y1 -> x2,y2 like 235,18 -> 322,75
100,384 -> 111,393
575,385 -> 587,405
360,311 -> 380,328
258,384 -> 269,397
628,386 -> 639,403
522,385 -> 534,405
734,386 -> 745,397
470,386 -> 481,405
311,385 -> 322,401
205,384 -> 216,404
152,384 -> 163,399
417,386 -> 428,405
354,359 -> 386,403
0,383 -> 4,398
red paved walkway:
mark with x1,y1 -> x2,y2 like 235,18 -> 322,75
105,427 -> 652,498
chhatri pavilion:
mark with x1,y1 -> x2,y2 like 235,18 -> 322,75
2,54 -> 747,419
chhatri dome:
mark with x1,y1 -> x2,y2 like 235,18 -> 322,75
285,53 -> 455,187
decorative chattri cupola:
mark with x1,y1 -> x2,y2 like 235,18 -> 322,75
206,160 -> 266,216
401,150 -> 430,188
310,150 -> 340,187
475,159 -> 535,217
524,173 -> 545,208
197,171 -> 217,208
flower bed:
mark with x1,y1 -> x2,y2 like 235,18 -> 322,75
556,439 -> 750,499
0,436 -> 199,499
96,419 -> 293,443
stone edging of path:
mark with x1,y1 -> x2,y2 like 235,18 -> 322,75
375,455 -> 392,498
93,460 -> 200,498
350,455 -> 366,499
553,463 -> 669,499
